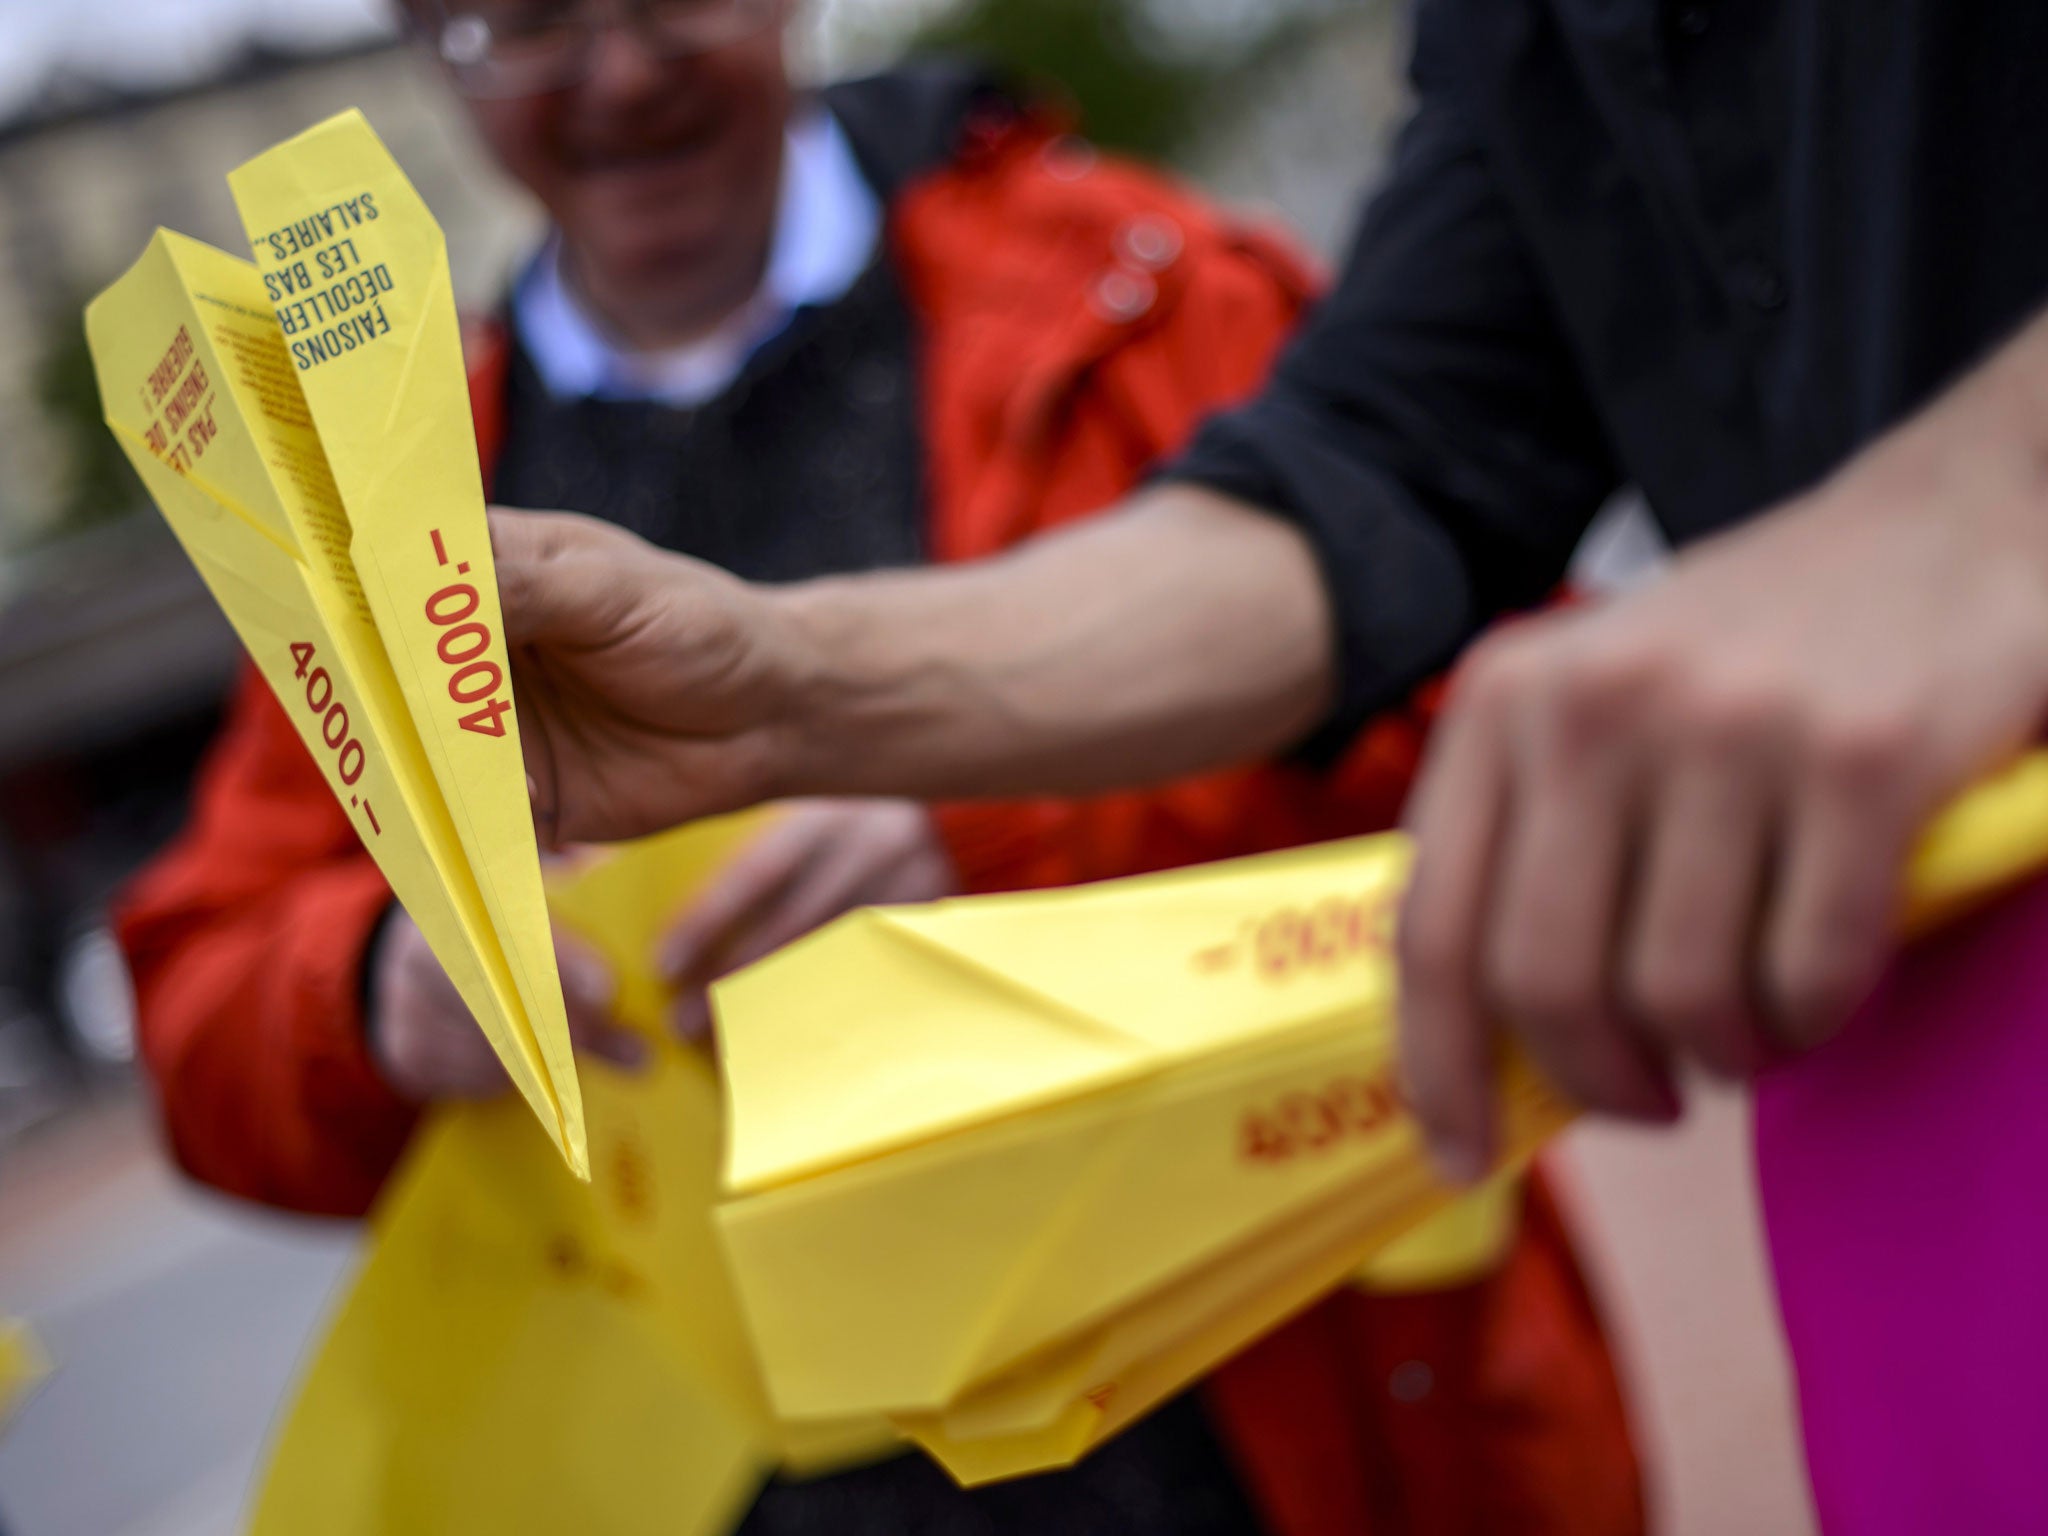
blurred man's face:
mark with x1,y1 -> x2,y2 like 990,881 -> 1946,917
422,1 -> 793,312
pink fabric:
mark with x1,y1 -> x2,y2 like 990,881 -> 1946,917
1756,876 -> 2048,1534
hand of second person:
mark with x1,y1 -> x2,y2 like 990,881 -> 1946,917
658,798 -> 959,1045
1398,353 -> 2048,1181
369,905 -> 647,1102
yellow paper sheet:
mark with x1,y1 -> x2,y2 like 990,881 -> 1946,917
713,749 -> 2048,1484
0,1319 -> 48,1434
85,110 -> 582,1174
246,817 -> 894,1536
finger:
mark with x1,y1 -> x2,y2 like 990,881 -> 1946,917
669,817 -> 933,1049
552,931 -> 648,1070
1482,696 -> 1675,1123
725,832 -> 930,970
386,1009 -> 512,1101
556,936 -> 619,1024
1761,730 -> 1919,1050
1621,750 -> 1776,1077
669,833 -> 893,1047
672,988 -> 716,1049
1399,684 -> 1513,1185
490,508 -> 642,649
508,636 -> 568,851
657,810 -> 832,985
432,1048 -> 515,1100
539,922 -> 642,1070
569,1016 -> 650,1073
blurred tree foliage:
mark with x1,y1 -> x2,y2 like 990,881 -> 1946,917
32,300 -> 140,543
915,0 -> 1330,162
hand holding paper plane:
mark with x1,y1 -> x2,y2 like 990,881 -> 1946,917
86,111 -> 585,1175
710,749 -> 2048,1483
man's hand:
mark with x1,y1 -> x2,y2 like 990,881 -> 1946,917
659,799 -> 959,1043
493,511 -> 802,848
369,906 -> 646,1102
1400,343 -> 2048,1181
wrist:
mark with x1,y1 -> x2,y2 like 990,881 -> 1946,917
1976,317 -> 2048,585
757,582 -> 830,799
1921,309 -> 2048,573
766,576 -> 926,800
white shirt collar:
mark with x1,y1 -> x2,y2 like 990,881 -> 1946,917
513,107 -> 882,409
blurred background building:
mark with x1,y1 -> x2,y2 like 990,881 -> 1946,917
0,5 -> 1799,1536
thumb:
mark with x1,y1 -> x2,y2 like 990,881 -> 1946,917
489,507 -> 646,650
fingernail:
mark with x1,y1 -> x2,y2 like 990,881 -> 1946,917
1427,1136 -> 1488,1187
526,772 -> 539,803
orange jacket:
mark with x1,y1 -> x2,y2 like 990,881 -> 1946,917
118,103 -> 1638,1535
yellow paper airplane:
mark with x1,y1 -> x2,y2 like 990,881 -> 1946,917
713,835 -> 1568,1480
85,111 -> 584,1175
712,750 -> 2048,1483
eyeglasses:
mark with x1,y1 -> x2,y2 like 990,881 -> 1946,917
425,0 -> 782,98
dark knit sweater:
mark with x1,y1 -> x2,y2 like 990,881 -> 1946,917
492,251 -> 927,585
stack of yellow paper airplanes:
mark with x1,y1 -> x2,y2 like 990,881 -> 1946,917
710,834 -> 1567,1484
710,752 -> 2048,1485
85,111 -> 584,1175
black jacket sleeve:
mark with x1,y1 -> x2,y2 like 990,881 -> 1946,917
1166,9 -> 1620,755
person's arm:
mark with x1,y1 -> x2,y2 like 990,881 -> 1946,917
502,309 -> 2048,1183
500,67 -> 2048,1186
1397,307 -> 2048,1178
501,33 -> 1621,845
499,485 -> 1337,843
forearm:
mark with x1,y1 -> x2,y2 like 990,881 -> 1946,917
772,485 -> 1338,800
1828,303 -> 2048,542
